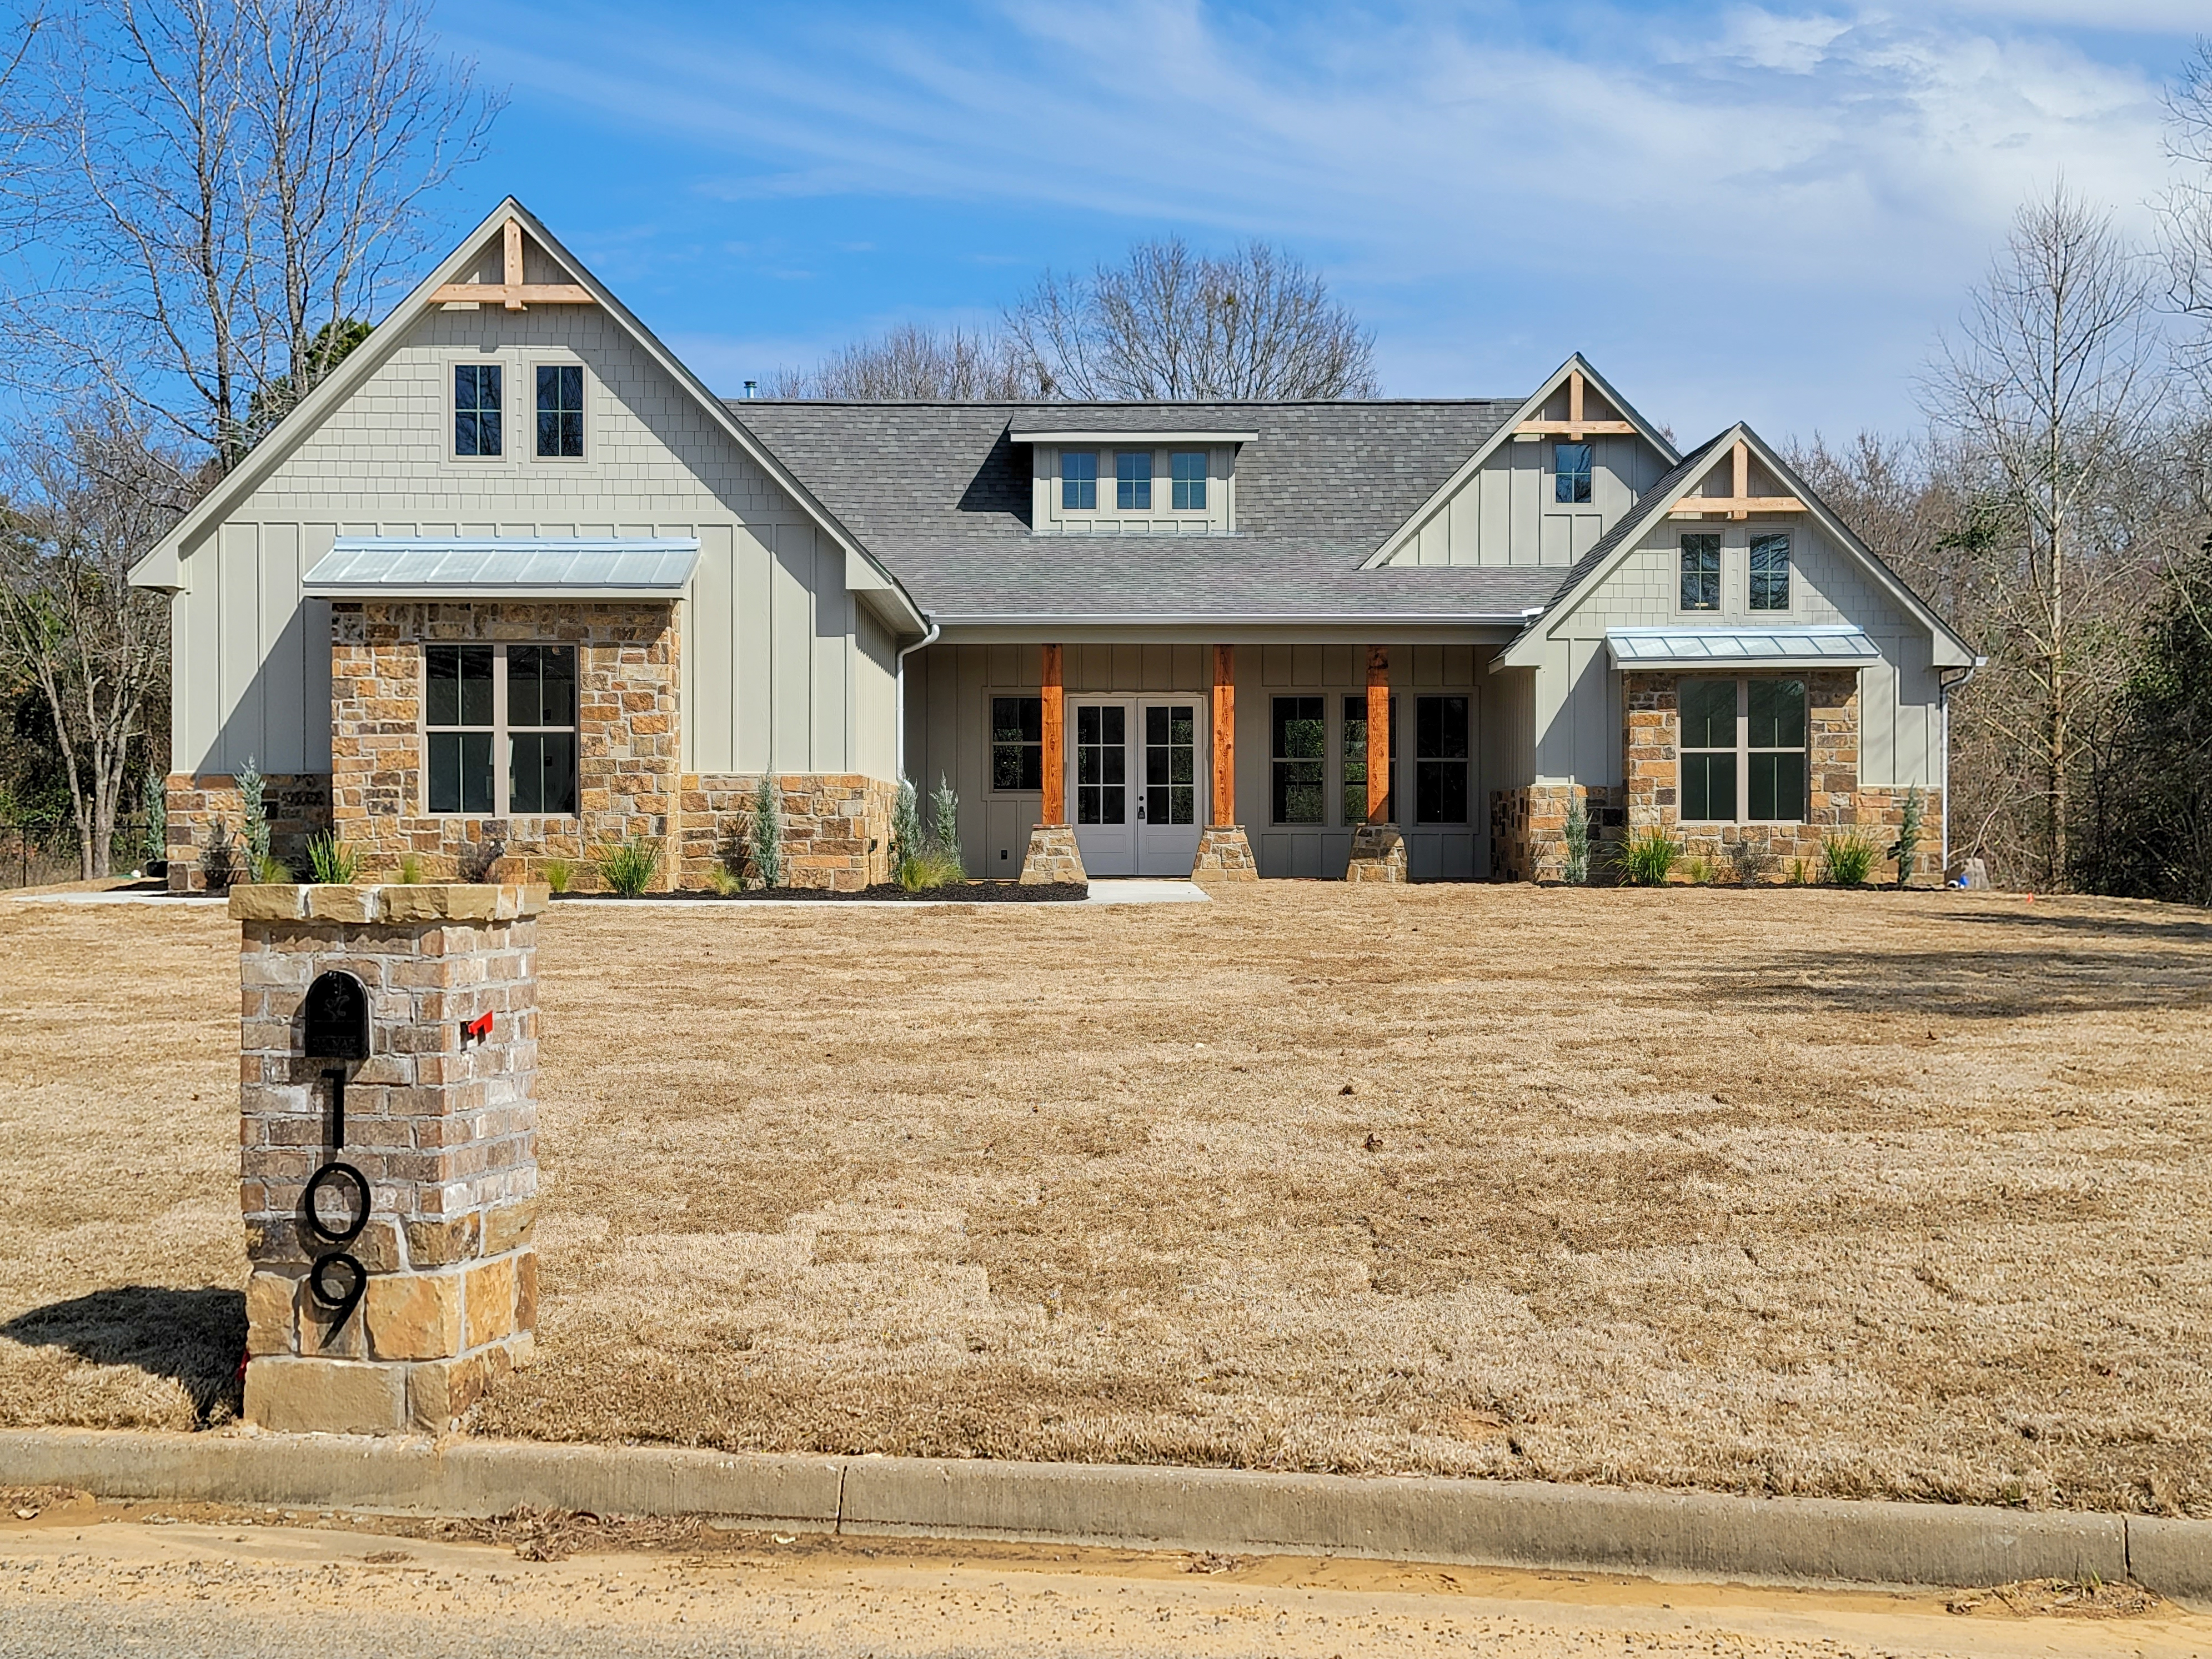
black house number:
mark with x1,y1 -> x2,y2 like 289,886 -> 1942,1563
301,973 -> 373,1333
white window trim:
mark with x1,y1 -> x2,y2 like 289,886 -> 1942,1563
1676,675 -> 1809,826
446,353 -> 511,465
421,641 -> 580,818
528,359 -> 590,464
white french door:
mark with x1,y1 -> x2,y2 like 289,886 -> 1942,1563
1068,698 -> 1206,877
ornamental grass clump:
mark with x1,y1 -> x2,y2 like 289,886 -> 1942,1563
1821,831 -> 1880,888
594,838 -> 661,898
541,857 -> 571,895
304,831 -> 358,885
397,852 -> 424,885
1617,827 -> 1680,886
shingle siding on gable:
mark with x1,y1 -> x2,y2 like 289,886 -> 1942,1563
170,304 -> 889,780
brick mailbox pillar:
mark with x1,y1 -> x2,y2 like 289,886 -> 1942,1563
233,882 -> 547,1435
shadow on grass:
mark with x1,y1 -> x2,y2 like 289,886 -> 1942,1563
0,1286 -> 244,1425
1701,939 -> 2212,1021
1949,906 -> 2212,945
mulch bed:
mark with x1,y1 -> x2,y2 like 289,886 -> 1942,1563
555,881 -> 1089,903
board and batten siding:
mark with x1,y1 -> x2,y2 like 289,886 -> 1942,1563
1527,518 -> 1943,790
169,302 -> 892,780
1382,435 -> 1670,568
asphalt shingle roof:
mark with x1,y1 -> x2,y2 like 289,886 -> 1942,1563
727,399 -> 1558,622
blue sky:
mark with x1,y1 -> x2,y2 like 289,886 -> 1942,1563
432,0 -> 2203,438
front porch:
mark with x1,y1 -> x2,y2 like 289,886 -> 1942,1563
901,638 -> 1499,885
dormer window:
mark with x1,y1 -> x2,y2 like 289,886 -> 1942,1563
1116,450 -> 1152,510
1061,450 -> 1098,509
1172,451 -> 1207,510
1554,443 -> 1592,504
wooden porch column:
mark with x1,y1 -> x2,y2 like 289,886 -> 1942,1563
1040,644 -> 1066,827
1210,644 -> 1236,826
1366,646 -> 1392,825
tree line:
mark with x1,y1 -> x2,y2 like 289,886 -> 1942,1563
1,0 -> 2208,903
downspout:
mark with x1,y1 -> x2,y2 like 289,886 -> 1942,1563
1937,658 -> 1985,879
894,618 -> 941,784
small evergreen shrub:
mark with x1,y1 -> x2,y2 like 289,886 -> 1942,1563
203,820 -> 238,890
1617,828 -> 1680,886
1562,791 -> 1591,885
304,831 -> 359,885
594,838 -> 661,898
748,776 -> 783,888
932,773 -> 962,874
891,777 -> 923,864
1821,832 -> 1880,888
235,757 -> 269,868
397,852 -> 423,885
1888,788 -> 1925,888
541,857 -> 571,895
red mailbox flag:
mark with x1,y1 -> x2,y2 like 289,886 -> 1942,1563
463,1011 -> 494,1044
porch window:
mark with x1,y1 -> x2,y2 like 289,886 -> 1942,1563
1554,443 -> 1593,504
1060,450 -> 1097,509
991,696 -> 1042,791
1270,696 -> 1324,824
1679,676 -> 1807,823
1749,532 -> 1790,610
1341,694 -> 1396,826
1074,704 -> 1126,825
1679,534 -> 1720,612
1116,450 -> 1152,510
425,643 -> 576,815
1413,695 -> 1469,824
454,364 -> 502,458
535,364 -> 584,458
1171,450 -> 1207,510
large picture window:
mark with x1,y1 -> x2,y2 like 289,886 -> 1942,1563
425,643 -> 576,815
991,696 -> 1042,791
1679,677 -> 1807,823
1341,694 -> 1396,826
1270,696 -> 1325,824
1413,695 -> 1469,824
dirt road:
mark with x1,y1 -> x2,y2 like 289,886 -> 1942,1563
0,1497 -> 2201,1658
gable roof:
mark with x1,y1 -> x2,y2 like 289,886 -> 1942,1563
1496,424 -> 1975,669
126,198 -> 926,634
728,398 -> 1563,623
1358,354 -> 1679,570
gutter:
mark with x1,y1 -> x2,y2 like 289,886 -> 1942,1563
922,612 -> 1540,627
894,618 -> 942,781
1937,658 -> 1986,877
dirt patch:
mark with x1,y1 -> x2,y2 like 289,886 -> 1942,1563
2,885 -> 2210,1512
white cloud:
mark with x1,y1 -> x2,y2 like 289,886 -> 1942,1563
455,0 -> 2189,428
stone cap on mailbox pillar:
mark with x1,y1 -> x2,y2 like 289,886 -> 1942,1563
234,882 -> 547,1436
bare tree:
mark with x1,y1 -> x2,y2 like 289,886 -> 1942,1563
1920,184 -> 2160,886
1006,237 -> 1380,400
2163,37 -> 2212,394
0,413 -> 189,876
6,0 -> 501,470
797,324 -> 1043,400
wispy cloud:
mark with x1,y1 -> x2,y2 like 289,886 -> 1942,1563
448,0 -> 2191,429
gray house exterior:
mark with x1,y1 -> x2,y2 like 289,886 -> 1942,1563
131,200 -> 1975,891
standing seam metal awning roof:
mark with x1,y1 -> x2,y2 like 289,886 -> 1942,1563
1604,625 -> 1882,668
302,538 -> 700,598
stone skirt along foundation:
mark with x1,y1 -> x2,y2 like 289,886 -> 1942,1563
234,883 -> 546,1435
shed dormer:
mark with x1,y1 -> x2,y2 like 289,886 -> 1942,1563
1011,425 -> 1253,535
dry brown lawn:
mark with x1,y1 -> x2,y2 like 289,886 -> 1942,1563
2,883 -> 2209,1516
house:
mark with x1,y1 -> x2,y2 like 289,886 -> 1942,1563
131,200 -> 1976,891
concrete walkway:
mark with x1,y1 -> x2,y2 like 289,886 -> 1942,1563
7,880 -> 1212,909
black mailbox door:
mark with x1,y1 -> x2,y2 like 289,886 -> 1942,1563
303,970 -> 370,1060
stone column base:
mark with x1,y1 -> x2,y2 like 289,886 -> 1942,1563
1190,825 -> 1258,883
1346,824 -> 1407,883
1019,824 -> 1088,885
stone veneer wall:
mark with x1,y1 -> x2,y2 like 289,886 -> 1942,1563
675,773 -> 899,891
1620,671 -> 1940,883
330,600 -> 680,886
1490,784 -> 1626,884
237,883 -> 541,1434
167,773 -> 333,893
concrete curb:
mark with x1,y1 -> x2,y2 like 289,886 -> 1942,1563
3,1429 -> 2204,1598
